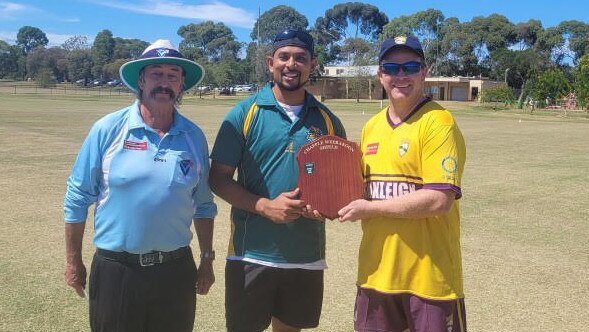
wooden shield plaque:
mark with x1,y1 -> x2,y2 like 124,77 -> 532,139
297,135 -> 364,220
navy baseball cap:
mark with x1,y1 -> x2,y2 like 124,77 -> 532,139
378,36 -> 425,62
272,29 -> 314,55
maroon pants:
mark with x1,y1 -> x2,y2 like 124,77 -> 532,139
89,251 -> 197,332
354,287 -> 467,332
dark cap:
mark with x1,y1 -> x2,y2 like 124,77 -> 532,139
272,29 -> 314,55
378,36 -> 425,62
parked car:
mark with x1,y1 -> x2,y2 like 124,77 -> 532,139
107,79 -> 121,86
92,79 -> 107,86
218,86 -> 234,95
233,84 -> 253,92
196,85 -> 211,93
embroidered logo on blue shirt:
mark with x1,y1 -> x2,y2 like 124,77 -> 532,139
179,159 -> 193,176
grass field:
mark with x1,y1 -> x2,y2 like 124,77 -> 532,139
0,93 -> 587,332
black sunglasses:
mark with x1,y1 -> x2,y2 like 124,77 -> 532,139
381,61 -> 423,76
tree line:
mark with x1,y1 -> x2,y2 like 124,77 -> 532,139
1,4 -> 589,108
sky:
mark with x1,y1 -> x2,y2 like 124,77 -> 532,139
1,0 -> 588,49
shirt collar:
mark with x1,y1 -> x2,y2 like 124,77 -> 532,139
127,100 -> 191,134
255,83 -> 322,111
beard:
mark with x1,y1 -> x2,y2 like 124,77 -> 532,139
275,72 -> 308,92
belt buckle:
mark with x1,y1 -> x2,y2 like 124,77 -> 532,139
139,252 -> 163,266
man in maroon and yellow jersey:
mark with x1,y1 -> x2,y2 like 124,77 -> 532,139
338,36 -> 467,332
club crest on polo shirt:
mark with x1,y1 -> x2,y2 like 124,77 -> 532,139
399,141 -> 409,157
284,140 -> 295,153
307,126 -> 323,141
179,159 -> 194,176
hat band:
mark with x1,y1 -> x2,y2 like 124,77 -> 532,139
140,48 -> 184,59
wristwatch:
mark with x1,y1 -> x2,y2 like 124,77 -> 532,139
200,250 -> 215,261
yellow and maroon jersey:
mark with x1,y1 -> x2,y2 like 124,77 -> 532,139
358,99 -> 466,300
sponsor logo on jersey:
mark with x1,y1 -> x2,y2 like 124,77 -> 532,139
365,180 -> 417,200
441,156 -> 458,174
284,140 -> 295,153
123,140 -> 148,150
307,126 -> 323,141
179,159 -> 194,176
304,163 -> 315,174
366,143 -> 379,155
399,141 -> 409,157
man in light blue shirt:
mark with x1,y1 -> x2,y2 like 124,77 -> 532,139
63,39 -> 217,332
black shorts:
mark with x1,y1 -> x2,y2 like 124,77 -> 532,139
225,260 -> 324,332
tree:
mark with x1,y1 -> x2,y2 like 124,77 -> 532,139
250,5 -> 308,44
248,6 -> 308,84
318,2 -> 387,40
532,69 -> 571,107
536,26 -> 566,64
102,59 -> 128,80
67,49 -> 93,83
113,38 -> 148,60
490,48 -> 550,105
381,9 -> 444,73
575,54 -> 589,109
480,85 -> 515,105
36,68 -> 55,88
0,40 -> 20,78
246,42 -> 272,85
313,2 -> 388,64
435,17 -> 474,76
344,39 -> 377,102
16,26 -> 48,55
178,21 -> 241,62
92,30 -> 115,78
515,19 -> 543,50
26,47 -> 67,82
61,36 -> 89,51
341,37 -> 373,65
557,20 -> 589,65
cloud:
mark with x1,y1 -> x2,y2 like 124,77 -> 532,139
97,0 -> 255,28
0,1 -> 28,19
0,31 -> 92,47
0,30 -> 16,44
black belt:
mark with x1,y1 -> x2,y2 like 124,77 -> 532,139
96,247 -> 191,267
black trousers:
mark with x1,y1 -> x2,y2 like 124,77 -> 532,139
89,251 -> 197,332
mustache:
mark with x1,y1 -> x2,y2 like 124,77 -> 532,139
149,86 -> 176,99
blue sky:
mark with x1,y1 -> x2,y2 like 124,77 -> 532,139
1,0 -> 588,48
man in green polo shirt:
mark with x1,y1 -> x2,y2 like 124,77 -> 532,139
209,29 -> 346,332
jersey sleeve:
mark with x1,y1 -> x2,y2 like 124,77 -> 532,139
420,111 -> 466,199
63,123 -> 105,223
332,113 -> 347,140
191,129 -> 218,219
209,103 -> 248,168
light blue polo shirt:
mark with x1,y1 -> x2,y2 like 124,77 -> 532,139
210,83 -> 346,266
64,100 -> 217,253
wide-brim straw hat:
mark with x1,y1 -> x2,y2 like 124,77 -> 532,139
119,39 -> 204,93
